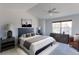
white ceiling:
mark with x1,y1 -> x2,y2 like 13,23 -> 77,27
1,3 -> 79,19
0,3 -> 38,11
29,3 -> 79,19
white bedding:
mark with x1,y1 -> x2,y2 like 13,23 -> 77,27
19,35 -> 55,55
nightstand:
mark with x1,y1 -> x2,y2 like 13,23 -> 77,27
0,37 -> 15,52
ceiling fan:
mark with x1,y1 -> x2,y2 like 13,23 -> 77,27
48,8 -> 59,15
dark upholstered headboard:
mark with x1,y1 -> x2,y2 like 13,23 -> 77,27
18,28 -> 34,37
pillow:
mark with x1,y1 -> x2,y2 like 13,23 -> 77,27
26,33 -> 31,37
21,34 -> 26,37
22,33 -> 35,38
31,32 -> 35,36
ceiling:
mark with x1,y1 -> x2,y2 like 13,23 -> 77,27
1,3 -> 79,19
29,3 -> 79,19
0,3 -> 38,11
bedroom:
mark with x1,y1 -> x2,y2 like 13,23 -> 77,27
0,3 -> 79,55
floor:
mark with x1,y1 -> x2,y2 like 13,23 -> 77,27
0,42 -> 79,55
50,43 -> 79,55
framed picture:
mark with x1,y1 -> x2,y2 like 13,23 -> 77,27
21,18 -> 32,27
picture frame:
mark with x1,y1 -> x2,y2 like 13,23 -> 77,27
21,18 -> 32,27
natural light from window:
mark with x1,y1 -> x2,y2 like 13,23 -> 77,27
52,21 -> 72,35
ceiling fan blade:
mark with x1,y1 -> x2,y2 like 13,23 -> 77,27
53,11 -> 59,13
52,8 -> 56,10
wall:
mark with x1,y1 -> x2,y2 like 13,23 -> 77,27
38,19 -> 46,35
39,14 -> 79,36
0,9 -> 38,38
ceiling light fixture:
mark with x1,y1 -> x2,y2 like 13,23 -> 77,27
48,8 -> 59,16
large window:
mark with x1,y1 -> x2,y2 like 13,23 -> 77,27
52,22 -> 61,33
52,20 -> 72,35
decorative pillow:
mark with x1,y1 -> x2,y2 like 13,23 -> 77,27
26,33 -> 31,37
22,34 -> 26,37
31,32 -> 35,36
22,33 -> 35,38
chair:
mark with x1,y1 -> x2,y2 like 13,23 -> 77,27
69,37 -> 74,45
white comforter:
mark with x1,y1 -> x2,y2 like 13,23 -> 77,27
19,35 -> 55,55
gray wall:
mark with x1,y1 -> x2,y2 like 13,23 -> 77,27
0,9 -> 38,38
38,19 -> 46,35
39,14 -> 79,36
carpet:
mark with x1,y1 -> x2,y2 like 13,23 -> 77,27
49,43 -> 79,55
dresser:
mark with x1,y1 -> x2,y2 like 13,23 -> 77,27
50,33 -> 69,44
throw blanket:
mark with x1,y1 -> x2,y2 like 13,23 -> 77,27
23,36 -> 48,50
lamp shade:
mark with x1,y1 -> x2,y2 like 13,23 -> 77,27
74,34 -> 79,41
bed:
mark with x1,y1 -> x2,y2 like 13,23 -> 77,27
18,28 -> 56,55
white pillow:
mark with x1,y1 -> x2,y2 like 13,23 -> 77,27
21,34 -> 26,37
26,33 -> 31,37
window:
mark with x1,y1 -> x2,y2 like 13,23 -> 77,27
52,20 -> 72,35
52,22 -> 61,33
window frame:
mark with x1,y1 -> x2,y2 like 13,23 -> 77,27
52,20 -> 72,35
